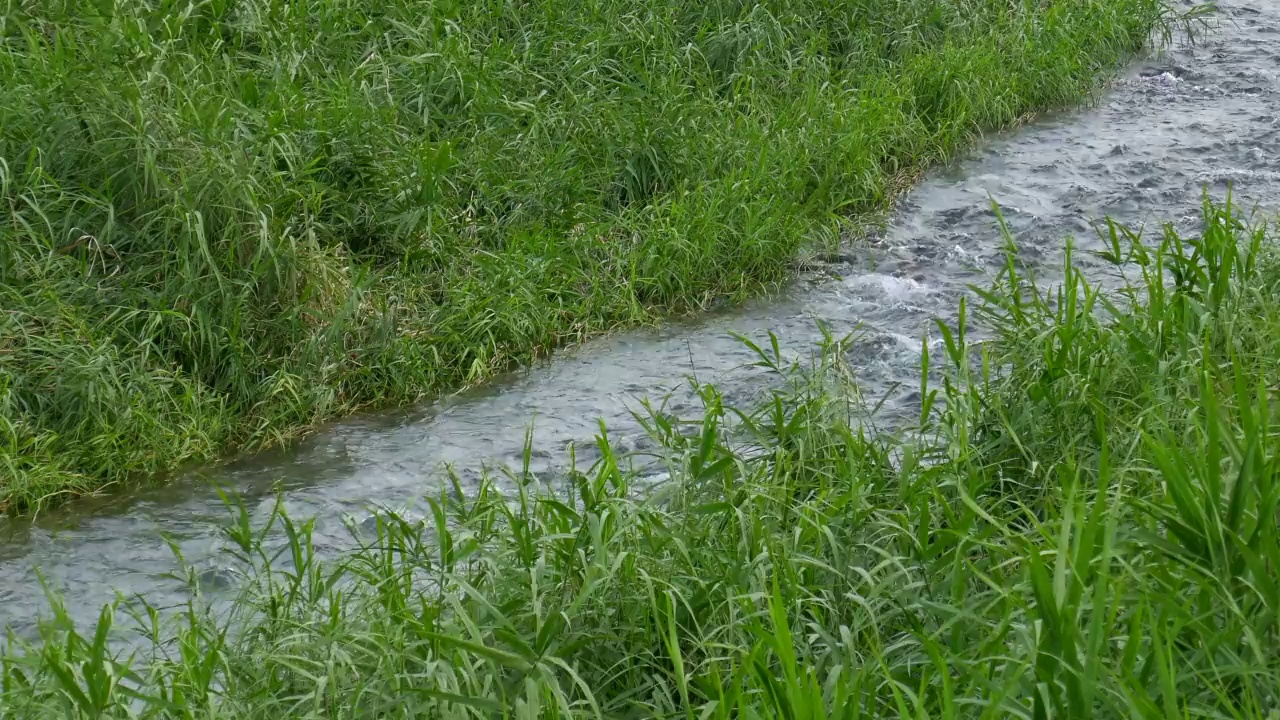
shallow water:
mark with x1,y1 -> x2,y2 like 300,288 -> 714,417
3,0 -> 1279,634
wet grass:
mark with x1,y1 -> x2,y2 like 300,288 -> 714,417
0,0 -> 1173,513
3,197 -> 1277,717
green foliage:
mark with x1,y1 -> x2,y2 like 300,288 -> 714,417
3,198 -> 1277,717
0,0 -> 1167,512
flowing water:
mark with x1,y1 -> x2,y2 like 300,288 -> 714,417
3,0 -> 1279,635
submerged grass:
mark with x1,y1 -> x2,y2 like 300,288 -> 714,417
3,197 -> 1277,717
0,0 -> 1172,512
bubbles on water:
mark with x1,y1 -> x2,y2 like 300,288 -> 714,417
1149,71 -> 1183,86
1244,146 -> 1275,165
843,273 -> 928,301
853,332 -> 927,358
1126,65 -> 1234,98
1195,168 -> 1280,186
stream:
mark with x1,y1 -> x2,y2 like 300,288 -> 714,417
3,0 -> 1278,635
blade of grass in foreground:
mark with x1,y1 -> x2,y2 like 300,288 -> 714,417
4,197 -> 1277,717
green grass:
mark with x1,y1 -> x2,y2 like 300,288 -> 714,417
3,197 -> 1277,718
0,0 -> 1172,513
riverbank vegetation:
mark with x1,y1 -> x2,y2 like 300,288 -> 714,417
3,198 -> 1277,717
0,0 -> 1171,513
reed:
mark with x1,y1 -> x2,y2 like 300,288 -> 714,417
0,0 -> 1170,512
4,197 -> 1276,718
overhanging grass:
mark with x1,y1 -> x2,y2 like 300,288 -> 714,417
3,197 -> 1277,718
0,0 -> 1170,512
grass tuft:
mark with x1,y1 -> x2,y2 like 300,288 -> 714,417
0,0 -> 1170,512
3,196 -> 1277,717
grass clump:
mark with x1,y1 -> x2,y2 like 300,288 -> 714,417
0,0 -> 1170,512
3,197 -> 1277,718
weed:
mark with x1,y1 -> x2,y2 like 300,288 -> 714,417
3,198 -> 1276,718
0,0 -> 1171,513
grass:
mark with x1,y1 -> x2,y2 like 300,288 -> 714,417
0,0 -> 1174,513
2,196 -> 1277,718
